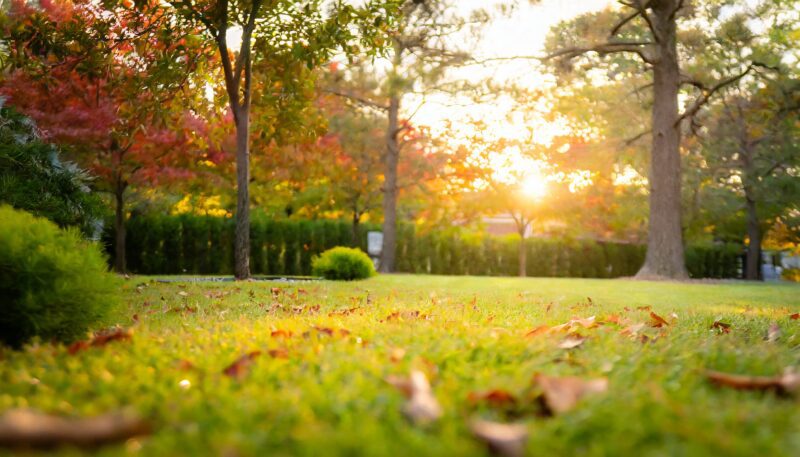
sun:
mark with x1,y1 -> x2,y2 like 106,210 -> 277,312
520,174 -> 547,200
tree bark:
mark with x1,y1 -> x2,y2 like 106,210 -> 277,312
635,1 -> 689,280
744,196 -> 762,280
351,210 -> 361,247
380,94 -> 400,273
518,226 -> 527,278
233,108 -> 251,279
113,183 -> 126,274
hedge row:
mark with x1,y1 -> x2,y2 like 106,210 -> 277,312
104,214 -> 744,278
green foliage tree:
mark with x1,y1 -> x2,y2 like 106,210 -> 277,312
544,0 -> 796,279
165,0 -> 396,279
0,104 -> 101,236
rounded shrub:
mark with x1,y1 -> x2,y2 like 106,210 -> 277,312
0,205 -> 120,348
311,247 -> 375,280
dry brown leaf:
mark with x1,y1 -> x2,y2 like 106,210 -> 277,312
648,312 -> 669,328
387,370 -> 442,425
705,369 -> 800,394
790,313 -> 800,320
175,359 -> 194,371
711,320 -> 732,334
68,328 -> 132,355
222,351 -> 261,380
467,389 -> 518,408
767,323 -> 781,343
558,336 -> 587,349
469,419 -> 528,457
620,323 -> 646,337
0,409 -> 150,449
534,374 -> 609,414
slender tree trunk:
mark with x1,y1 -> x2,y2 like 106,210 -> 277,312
234,107 -> 251,279
113,183 -> 126,273
744,196 -> 762,280
518,225 -> 527,278
380,94 -> 400,273
636,2 -> 689,280
351,210 -> 361,247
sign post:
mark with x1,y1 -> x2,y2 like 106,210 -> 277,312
367,231 -> 383,270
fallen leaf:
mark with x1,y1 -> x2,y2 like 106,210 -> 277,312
267,348 -> 289,359
175,359 -> 194,371
467,389 -> 517,409
270,330 -> 293,338
711,320 -> 732,334
534,374 -> 608,414
387,370 -> 442,425
620,323 -> 646,337
311,326 -> 350,337
525,325 -> 550,338
705,369 -> 800,394
601,314 -> 625,325
637,306 -> 652,311
766,323 -> 781,343
389,347 -> 406,363
222,351 -> 261,380
0,409 -> 150,449
558,336 -> 587,349
68,328 -> 132,355
648,312 -> 669,328
469,419 -> 528,457
790,313 -> 800,320
177,291 -> 189,297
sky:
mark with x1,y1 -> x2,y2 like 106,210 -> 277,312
407,0 -> 615,142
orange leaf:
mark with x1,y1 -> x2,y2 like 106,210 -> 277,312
267,348 -> 289,359
270,329 -> 293,338
648,312 -> 669,328
524,325 -> 550,338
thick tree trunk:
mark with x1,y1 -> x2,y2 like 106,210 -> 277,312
636,1 -> 689,280
234,108 -> 251,279
518,228 -> 527,278
380,94 -> 400,273
113,184 -> 126,273
744,197 -> 762,280
351,210 -> 361,247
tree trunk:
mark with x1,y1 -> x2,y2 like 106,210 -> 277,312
744,196 -> 762,280
113,183 -> 126,273
380,94 -> 400,273
636,1 -> 689,280
518,226 -> 527,278
234,107 -> 251,279
351,210 -> 361,247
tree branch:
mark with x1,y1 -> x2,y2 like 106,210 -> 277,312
677,63 -> 758,125
545,41 -> 656,65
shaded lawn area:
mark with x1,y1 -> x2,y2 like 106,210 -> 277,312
2,275 -> 800,456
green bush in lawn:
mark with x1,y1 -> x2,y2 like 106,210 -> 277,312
0,205 -> 120,348
312,247 -> 375,280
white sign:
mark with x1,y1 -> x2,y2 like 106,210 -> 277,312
367,231 -> 383,256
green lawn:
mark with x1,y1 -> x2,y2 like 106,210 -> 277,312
3,275 -> 800,456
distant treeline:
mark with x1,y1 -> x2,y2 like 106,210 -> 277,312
103,214 -> 743,279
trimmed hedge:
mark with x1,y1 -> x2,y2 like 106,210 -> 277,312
105,214 -> 744,278
312,247 -> 376,280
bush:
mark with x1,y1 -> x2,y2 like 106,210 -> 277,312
312,247 -> 375,280
782,268 -> 800,282
0,106 -> 102,237
0,205 -> 119,348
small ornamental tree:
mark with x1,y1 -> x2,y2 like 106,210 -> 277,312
1,0 -> 217,272
164,0 -> 397,279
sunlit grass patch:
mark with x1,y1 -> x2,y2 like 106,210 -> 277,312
1,276 -> 799,456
